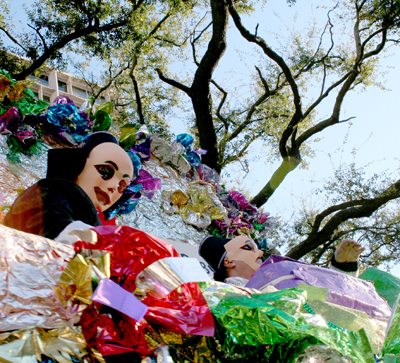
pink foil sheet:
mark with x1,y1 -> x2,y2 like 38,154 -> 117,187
0,225 -> 76,331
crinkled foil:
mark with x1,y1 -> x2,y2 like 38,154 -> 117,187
0,136 -> 47,207
0,326 -> 103,363
307,299 -> 384,354
199,282 -> 376,363
296,345 -> 354,362
0,134 -> 208,245
135,257 -> 208,300
381,295 -> 400,358
118,156 -> 209,245
0,224 -> 75,331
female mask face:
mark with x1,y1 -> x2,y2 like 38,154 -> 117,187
224,235 -> 264,272
76,143 -> 134,211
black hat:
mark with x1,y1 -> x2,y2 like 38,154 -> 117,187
46,132 -> 118,181
199,235 -> 231,273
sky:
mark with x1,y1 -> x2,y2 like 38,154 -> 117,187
5,0 -> 400,276
212,0 -> 400,276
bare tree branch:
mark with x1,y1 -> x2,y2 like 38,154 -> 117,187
0,27 -> 29,53
286,178 -> 400,260
156,68 -> 192,95
211,79 -> 228,128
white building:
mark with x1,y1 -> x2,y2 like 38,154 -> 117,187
28,69 -> 111,109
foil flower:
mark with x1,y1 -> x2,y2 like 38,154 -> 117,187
151,134 -> 191,173
175,133 -> 206,166
53,95 -> 75,106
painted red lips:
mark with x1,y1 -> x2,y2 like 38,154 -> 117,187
94,187 -> 111,206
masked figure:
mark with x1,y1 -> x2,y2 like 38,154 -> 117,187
3,132 -> 133,242
199,236 -> 361,287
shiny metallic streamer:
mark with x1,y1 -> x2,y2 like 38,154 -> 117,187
199,281 -> 376,363
0,224 -> 75,331
135,257 -> 208,300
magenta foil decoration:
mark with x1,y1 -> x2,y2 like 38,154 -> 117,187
53,95 -> 75,106
228,190 -> 258,214
0,107 -> 19,133
135,169 -> 161,199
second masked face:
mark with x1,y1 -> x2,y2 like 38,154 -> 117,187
224,235 -> 264,272
76,142 -> 134,212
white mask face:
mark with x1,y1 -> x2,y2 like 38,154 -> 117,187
76,142 -> 134,211
224,235 -> 264,272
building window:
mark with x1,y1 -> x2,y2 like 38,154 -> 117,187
72,85 -> 88,99
58,80 -> 67,92
43,95 -> 51,104
32,91 -> 39,99
29,74 -> 49,86
38,75 -> 49,85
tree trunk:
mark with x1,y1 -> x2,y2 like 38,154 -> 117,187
190,0 -> 229,173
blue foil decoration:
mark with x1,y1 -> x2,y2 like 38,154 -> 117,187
127,150 -> 141,177
46,104 -> 90,143
176,133 -> 194,149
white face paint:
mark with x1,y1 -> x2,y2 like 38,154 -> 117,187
224,235 -> 264,272
76,143 -> 134,212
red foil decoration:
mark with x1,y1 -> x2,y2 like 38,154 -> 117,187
75,226 -> 215,355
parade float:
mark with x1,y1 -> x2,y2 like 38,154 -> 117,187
0,70 -> 400,363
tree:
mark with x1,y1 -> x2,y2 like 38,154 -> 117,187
2,0 -> 400,266
154,0 -> 400,263
155,0 -> 400,203
0,0 -> 195,80
278,160 -> 400,268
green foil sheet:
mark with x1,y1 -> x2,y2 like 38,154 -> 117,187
298,283 -> 329,302
382,295 -> 400,358
199,281 -> 375,363
11,96 -> 49,115
119,123 -> 140,150
382,355 -> 400,363
306,300 -> 381,354
95,101 -> 113,115
360,268 -> 400,308
92,110 -> 112,131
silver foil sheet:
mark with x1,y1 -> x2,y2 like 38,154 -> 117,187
0,224 -> 75,331
117,156 -> 209,246
296,345 -> 354,363
0,136 -> 47,206
135,257 -> 209,300
0,135 -> 208,246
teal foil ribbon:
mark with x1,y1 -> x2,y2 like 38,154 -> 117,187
199,282 -> 375,363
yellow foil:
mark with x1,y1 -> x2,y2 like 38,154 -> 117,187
0,327 -> 98,363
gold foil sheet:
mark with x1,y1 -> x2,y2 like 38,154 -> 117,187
0,326 -> 101,363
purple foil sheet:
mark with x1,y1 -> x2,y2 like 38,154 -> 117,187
0,224 -> 75,331
246,255 -> 392,320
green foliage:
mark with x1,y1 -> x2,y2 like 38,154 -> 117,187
278,160 -> 400,270
0,0 -> 196,79
2,0 -> 400,263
